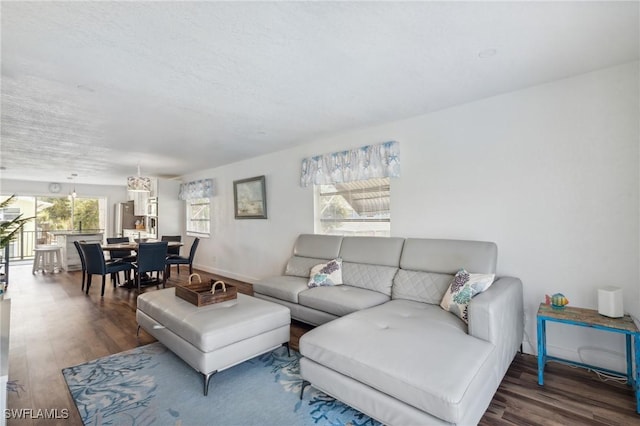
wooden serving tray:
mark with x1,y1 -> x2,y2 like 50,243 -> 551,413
175,275 -> 238,307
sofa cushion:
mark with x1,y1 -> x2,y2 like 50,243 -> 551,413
440,269 -> 495,323
400,238 -> 497,274
392,269 -> 453,304
342,262 -> 398,296
299,299 -> 495,424
285,256 -> 330,278
298,285 -> 389,317
308,258 -> 343,287
339,236 -> 404,267
252,275 -> 309,303
293,234 -> 343,258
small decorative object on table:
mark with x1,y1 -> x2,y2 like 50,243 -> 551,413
175,273 -> 238,307
545,293 -> 569,309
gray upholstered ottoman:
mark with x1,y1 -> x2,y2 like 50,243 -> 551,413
136,289 -> 291,395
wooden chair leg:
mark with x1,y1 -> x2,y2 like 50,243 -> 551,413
81,271 -> 86,291
86,275 -> 92,294
101,275 -> 106,297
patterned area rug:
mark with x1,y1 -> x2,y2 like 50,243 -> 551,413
62,343 -> 379,426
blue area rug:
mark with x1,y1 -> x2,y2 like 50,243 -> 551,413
62,343 -> 378,426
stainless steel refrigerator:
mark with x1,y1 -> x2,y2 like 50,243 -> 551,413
114,201 -> 145,237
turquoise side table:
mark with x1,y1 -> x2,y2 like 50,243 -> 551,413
537,303 -> 640,414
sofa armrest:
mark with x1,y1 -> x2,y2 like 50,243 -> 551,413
468,277 -> 524,373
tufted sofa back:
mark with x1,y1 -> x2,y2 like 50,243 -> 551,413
338,236 -> 404,296
392,238 -> 498,304
282,234 -> 498,303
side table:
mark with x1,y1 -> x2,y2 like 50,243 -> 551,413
537,303 -> 640,413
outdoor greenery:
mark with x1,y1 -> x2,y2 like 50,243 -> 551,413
0,195 -> 34,249
37,197 -> 100,231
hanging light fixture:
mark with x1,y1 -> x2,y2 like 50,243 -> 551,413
127,163 -> 151,192
68,174 -> 77,198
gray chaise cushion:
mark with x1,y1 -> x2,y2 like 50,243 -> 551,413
300,299 -> 494,424
298,285 -> 389,317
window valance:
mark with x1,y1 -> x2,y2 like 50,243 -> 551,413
300,141 -> 399,187
179,179 -> 213,200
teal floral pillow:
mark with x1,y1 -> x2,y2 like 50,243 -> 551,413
308,258 -> 343,288
440,269 -> 495,323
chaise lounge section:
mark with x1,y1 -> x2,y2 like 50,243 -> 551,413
253,234 -> 524,425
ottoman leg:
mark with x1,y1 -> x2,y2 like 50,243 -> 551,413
300,380 -> 310,400
203,370 -> 217,396
282,342 -> 291,357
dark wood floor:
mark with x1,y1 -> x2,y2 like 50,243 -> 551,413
4,263 -> 640,425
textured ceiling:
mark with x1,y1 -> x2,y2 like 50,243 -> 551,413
1,1 -> 638,186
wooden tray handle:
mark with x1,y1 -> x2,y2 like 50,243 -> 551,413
211,280 -> 226,294
189,273 -> 202,285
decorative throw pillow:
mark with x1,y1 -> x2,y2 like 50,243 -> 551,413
440,269 -> 495,324
308,258 -> 343,288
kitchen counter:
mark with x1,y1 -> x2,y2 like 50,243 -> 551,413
54,232 -> 104,271
50,231 -> 104,236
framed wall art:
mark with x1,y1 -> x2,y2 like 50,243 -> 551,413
233,175 -> 267,219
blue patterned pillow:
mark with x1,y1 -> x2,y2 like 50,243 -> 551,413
308,258 -> 343,288
440,269 -> 495,324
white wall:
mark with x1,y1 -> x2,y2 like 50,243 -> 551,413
185,61 -> 639,369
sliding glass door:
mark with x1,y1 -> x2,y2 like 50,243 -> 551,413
0,195 -> 106,260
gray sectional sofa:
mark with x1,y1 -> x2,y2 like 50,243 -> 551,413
253,234 -> 524,425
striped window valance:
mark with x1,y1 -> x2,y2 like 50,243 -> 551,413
300,141 -> 400,188
178,179 -> 214,200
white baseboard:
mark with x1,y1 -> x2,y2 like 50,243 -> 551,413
192,263 -> 258,285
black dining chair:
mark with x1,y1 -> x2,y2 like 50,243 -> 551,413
133,242 -> 168,293
73,240 -> 88,292
161,235 -> 182,256
107,237 -> 136,283
166,237 -> 199,278
81,242 -> 134,297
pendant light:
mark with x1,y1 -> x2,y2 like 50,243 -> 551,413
68,174 -> 77,198
127,163 -> 151,192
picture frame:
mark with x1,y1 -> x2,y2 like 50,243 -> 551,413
233,175 -> 267,219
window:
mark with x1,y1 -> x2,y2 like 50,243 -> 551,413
186,198 -> 210,237
0,194 -> 105,260
314,177 -> 390,237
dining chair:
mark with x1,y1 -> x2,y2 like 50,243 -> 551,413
161,235 -> 182,256
133,241 -> 168,293
166,237 -> 199,278
81,243 -> 134,297
106,237 -> 136,283
73,240 -> 88,292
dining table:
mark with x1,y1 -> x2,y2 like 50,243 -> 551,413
101,240 -> 183,289
101,240 -> 183,252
